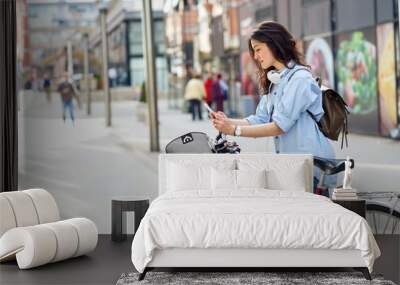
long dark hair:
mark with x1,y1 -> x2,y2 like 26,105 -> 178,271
248,21 -> 307,93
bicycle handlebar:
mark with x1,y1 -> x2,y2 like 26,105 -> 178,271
313,156 -> 354,175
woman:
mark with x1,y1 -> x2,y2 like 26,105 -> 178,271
184,73 -> 206,121
211,21 -> 335,193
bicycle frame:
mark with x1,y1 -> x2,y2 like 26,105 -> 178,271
358,192 -> 400,234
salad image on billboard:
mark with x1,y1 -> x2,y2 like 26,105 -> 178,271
336,31 -> 377,115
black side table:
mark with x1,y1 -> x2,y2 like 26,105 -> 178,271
332,199 -> 366,218
111,196 -> 150,242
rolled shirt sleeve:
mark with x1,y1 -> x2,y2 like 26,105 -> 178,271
245,96 -> 269,125
272,77 -> 320,132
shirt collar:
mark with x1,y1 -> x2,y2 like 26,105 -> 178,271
280,60 -> 297,80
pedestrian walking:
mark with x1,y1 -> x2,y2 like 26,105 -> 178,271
184,73 -> 206,121
57,72 -> 81,124
211,73 -> 224,112
204,73 -> 213,108
43,73 -> 52,103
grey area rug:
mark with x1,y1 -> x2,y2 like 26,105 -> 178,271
116,271 -> 396,285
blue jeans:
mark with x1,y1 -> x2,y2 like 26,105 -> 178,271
62,99 -> 74,121
188,99 -> 202,121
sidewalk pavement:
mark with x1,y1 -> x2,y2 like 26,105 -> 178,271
18,91 -> 400,233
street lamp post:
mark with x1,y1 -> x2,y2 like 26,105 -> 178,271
142,0 -> 160,152
100,5 -> 111,127
67,40 -> 73,79
83,33 -> 91,115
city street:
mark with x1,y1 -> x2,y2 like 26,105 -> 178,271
18,90 -> 400,233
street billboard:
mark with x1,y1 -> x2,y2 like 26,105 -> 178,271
335,28 -> 379,135
377,22 -> 397,135
305,37 -> 335,89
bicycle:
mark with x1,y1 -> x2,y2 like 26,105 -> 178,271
314,157 -> 400,234
357,191 -> 400,235
165,132 -> 240,154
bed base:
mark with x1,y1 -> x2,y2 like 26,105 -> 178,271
138,248 -> 372,281
138,267 -> 371,281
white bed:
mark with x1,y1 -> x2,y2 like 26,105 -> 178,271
131,154 -> 380,280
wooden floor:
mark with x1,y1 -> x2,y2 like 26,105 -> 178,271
0,235 -> 398,285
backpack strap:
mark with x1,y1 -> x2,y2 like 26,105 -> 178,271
288,68 -> 349,148
286,67 -> 321,126
306,110 -> 321,127
341,113 -> 349,149
287,67 -> 311,82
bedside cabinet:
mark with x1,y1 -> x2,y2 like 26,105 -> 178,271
332,199 -> 366,218
111,196 -> 150,242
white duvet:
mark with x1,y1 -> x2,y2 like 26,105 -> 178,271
131,190 -> 380,273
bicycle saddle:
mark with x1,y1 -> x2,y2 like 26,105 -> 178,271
313,156 -> 354,175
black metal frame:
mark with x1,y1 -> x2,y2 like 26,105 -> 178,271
137,267 -> 372,281
0,0 -> 18,193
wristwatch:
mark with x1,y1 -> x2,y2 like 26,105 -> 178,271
234,125 -> 241,136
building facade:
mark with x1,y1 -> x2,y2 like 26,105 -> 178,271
27,0 -> 98,77
90,0 -> 167,94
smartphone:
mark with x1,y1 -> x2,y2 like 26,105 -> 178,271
203,102 -> 214,113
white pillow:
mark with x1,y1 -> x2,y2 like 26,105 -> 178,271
167,159 -> 236,192
211,169 -> 268,191
236,169 -> 267,189
237,158 -> 307,191
167,162 -> 210,191
211,168 -> 236,191
266,162 -> 307,191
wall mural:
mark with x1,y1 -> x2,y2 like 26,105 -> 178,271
305,37 -> 335,89
377,23 -> 397,135
335,29 -> 379,134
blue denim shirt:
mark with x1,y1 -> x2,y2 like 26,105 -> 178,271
246,64 -> 335,160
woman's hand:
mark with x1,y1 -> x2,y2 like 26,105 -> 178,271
212,115 -> 235,135
209,111 -> 227,120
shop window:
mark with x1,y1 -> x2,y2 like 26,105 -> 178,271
130,57 -> 145,87
129,22 -> 143,56
154,20 -> 165,55
156,57 -> 168,92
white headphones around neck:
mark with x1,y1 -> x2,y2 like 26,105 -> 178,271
267,62 -> 296,84
267,70 -> 282,84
